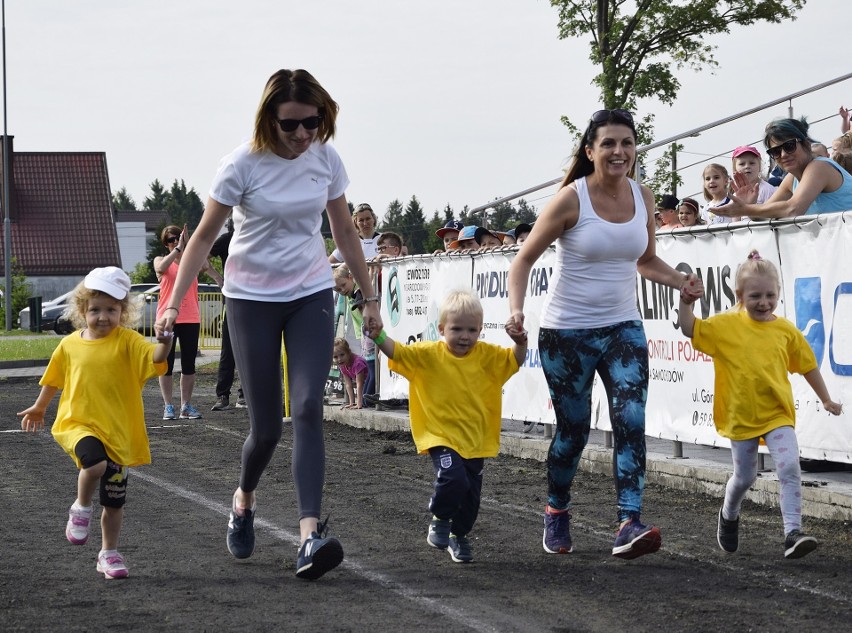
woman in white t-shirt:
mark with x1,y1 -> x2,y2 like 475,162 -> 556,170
506,108 -> 703,561
158,68 -> 380,582
328,202 -> 381,263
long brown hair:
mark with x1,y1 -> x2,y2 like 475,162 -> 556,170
561,109 -> 638,188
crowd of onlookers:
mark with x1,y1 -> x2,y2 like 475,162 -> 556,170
655,107 -> 852,230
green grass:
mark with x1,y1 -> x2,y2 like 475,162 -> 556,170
0,334 -> 61,361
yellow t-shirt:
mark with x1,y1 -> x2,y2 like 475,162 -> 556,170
692,310 -> 817,440
389,341 -> 519,458
42,327 -> 167,468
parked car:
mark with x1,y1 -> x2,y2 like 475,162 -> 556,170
137,283 -> 223,336
21,283 -> 159,334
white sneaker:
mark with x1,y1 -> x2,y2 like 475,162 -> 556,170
96,550 -> 129,579
65,503 -> 92,545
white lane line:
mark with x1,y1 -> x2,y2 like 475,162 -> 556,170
133,470 -> 500,633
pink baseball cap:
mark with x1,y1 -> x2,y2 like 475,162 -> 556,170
732,145 -> 760,159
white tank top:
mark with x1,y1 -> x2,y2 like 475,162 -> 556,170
541,176 -> 649,329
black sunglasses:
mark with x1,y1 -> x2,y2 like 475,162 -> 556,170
165,236 -> 179,244
277,115 -> 323,132
766,138 -> 801,160
589,109 -> 634,126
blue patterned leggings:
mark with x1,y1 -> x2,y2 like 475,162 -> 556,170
539,321 -> 649,522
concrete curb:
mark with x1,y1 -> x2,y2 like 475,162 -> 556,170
324,405 -> 852,522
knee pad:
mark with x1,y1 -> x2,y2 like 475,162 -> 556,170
100,461 -> 128,508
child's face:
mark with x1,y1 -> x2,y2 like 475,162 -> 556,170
678,205 -> 699,226
332,346 -> 351,366
438,311 -> 482,357
376,242 -> 401,257
703,169 -> 729,198
85,294 -> 122,338
734,155 -> 761,184
442,230 -> 459,251
478,234 -> 502,249
334,277 -> 355,296
736,275 -> 779,322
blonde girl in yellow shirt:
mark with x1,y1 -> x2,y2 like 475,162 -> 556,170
18,267 -> 172,579
679,251 -> 842,559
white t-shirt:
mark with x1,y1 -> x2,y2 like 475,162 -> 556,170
331,233 -> 380,262
209,141 -> 349,302
541,177 -> 648,329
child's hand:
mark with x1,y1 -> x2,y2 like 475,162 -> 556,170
17,406 -> 46,432
824,400 -> 843,415
153,322 -> 174,344
680,274 -> 703,305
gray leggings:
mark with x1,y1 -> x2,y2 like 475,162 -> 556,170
226,290 -> 334,520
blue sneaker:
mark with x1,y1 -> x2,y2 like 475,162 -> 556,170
612,513 -> 661,560
543,507 -> 573,554
162,404 -> 176,420
180,403 -> 202,419
296,517 -> 344,580
447,534 -> 473,563
226,495 -> 255,559
427,517 -> 451,549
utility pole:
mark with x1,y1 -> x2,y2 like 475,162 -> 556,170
2,0 -> 12,331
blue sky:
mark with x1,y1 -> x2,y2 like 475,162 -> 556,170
5,0 -> 849,220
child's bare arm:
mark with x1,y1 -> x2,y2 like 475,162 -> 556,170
803,368 -> 843,415
678,292 -> 697,338
506,326 -> 528,367
364,324 -> 396,360
152,322 -> 174,363
341,372 -> 355,407
354,372 -> 366,409
17,385 -> 59,432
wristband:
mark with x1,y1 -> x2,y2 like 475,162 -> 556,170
164,306 -> 180,316
363,296 -> 379,303
174,246 -> 182,253
374,330 -> 387,345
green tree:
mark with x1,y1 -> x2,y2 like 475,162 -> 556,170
143,179 -> 170,211
165,179 -> 204,228
550,0 -> 805,179
379,199 -> 406,235
0,258 -> 33,329
401,196 -> 428,255
112,187 -> 137,212
647,142 -> 685,198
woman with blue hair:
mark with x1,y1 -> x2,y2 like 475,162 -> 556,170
715,117 -> 852,218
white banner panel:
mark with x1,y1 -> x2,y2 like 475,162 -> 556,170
775,214 -> 852,462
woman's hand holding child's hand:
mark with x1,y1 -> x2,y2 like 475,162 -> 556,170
680,274 -> 704,305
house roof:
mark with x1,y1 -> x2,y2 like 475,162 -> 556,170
0,151 -> 121,276
115,209 -> 171,232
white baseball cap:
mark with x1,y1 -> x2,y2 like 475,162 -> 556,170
84,266 -> 131,300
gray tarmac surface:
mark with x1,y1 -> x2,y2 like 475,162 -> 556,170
1,362 -> 851,632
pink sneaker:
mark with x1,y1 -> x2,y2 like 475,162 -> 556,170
96,550 -> 129,579
65,504 -> 92,545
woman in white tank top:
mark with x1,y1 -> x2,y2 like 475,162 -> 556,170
506,108 -> 704,560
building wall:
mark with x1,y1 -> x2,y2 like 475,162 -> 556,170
116,221 -> 148,272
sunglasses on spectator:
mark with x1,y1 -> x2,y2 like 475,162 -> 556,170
277,115 -> 322,132
165,236 -> 180,244
589,109 -> 634,126
766,139 -> 801,160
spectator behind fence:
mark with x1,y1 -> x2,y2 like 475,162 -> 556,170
731,145 -> 777,205
715,118 -> 852,219
677,198 -> 704,227
435,219 -> 464,253
332,337 -> 368,409
811,143 -> 830,158
328,202 -> 381,264
364,289 -> 527,563
474,227 -> 504,251
209,219 -> 245,411
840,105 -> 850,134
332,264 -> 376,399
154,224 -> 209,421
157,68 -> 381,581
701,163 -> 738,224
506,108 -> 704,560
832,131 -> 852,154
17,267 -> 173,580
655,194 -> 681,231
833,149 -> 852,174
679,250 -> 842,559
448,225 -> 479,252
374,231 -> 403,260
